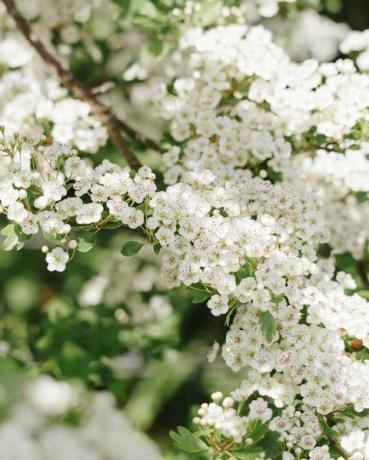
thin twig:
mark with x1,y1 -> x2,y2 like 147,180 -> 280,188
333,440 -> 349,459
1,0 -> 161,168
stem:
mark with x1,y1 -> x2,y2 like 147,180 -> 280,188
1,0 -> 162,169
333,440 -> 349,459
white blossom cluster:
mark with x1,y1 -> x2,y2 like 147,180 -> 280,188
153,22 -> 369,457
194,393 -> 338,458
341,29 -> 369,71
0,4 -> 108,153
1,2 -> 369,458
291,150 -> 369,258
340,431 -> 369,459
0,375 -> 161,460
158,23 -> 369,259
0,135 -> 156,271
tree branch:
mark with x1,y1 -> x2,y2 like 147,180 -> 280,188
1,0 -> 161,168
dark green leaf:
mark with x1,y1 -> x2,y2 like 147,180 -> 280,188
187,283 -> 214,304
317,414 -> 339,439
153,242 -> 161,254
248,420 -> 269,443
121,241 -> 144,257
235,263 -> 254,284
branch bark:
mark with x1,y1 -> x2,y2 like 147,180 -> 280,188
1,0 -> 162,168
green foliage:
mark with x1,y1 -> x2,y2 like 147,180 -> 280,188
169,426 -> 207,454
258,311 -> 276,343
317,414 -> 339,440
187,283 -> 214,304
231,449 -> 264,460
121,240 -> 144,256
0,224 -> 30,250
247,420 -> 269,444
235,261 -> 255,285
77,233 -> 97,253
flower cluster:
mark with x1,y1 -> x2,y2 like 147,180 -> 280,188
0,134 -> 156,271
341,29 -> 369,71
156,20 -> 369,459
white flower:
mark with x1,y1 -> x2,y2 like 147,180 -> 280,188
76,203 -> 103,224
207,294 -> 229,316
46,248 -> 69,272
28,376 -> 76,416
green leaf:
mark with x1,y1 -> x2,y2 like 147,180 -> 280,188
259,311 -> 276,343
77,234 -> 96,253
153,242 -> 161,254
356,290 -> 369,300
121,241 -> 144,257
187,283 -> 214,304
169,426 -> 207,454
317,414 -> 339,440
189,290 -> 212,304
260,431 -> 283,459
1,224 -> 19,251
235,263 -> 254,284
233,449 -> 264,460
143,36 -> 169,58
248,420 -> 269,443
338,405 -> 369,419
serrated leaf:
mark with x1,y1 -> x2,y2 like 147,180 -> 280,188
169,427 -> 207,454
259,311 -> 276,343
121,241 -> 144,257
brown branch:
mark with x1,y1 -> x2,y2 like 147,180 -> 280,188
1,0 -> 161,168
333,440 -> 349,459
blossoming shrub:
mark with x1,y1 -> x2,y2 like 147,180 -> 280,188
2,0 -> 369,459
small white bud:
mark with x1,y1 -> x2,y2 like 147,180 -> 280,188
222,397 -> 234,408
41,245 -> 49,253
211,391 -> 223,402
68,240 -> 77,250
34,196 -> 48,209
